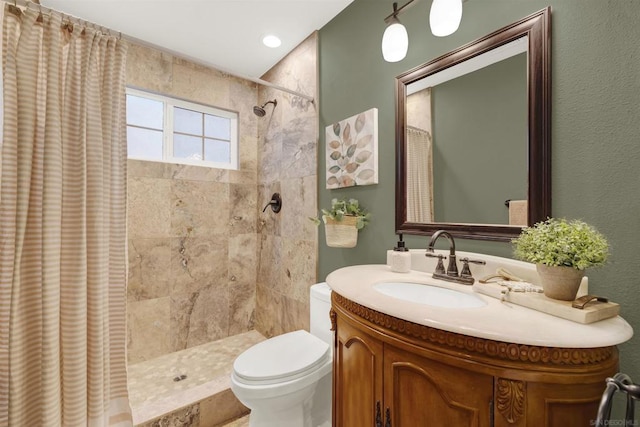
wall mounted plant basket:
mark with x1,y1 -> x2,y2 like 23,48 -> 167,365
323,216 -> 359,248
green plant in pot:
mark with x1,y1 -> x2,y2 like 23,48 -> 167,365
310,198 -> 370,248
512,218 -> 609,301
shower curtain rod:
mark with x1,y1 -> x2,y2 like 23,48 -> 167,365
4,0 -> 316,103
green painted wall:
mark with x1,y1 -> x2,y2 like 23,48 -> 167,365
319,0 -> 640,391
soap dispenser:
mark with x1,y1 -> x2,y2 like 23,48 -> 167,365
389,234 -> 411,273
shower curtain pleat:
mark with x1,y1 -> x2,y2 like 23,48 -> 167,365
406,126 -> 434,223
0,4 -> 132,426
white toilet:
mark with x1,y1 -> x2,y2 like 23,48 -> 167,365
231,282 -> 333,427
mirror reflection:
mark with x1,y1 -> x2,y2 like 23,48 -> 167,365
405,38 -> 528,226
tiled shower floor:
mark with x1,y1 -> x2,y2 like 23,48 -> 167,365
128,330 -> 265,425
222,415 -> 249,426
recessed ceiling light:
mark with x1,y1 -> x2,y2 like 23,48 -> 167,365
262,35 -> 282,48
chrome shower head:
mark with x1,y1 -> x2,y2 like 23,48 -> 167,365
253,106 -> 266,117
253,99 -> 277,117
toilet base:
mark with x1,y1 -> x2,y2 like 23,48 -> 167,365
248,404 -> 306,427
243,372 -> 332,427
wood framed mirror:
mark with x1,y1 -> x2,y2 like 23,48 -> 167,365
395,7 -> 551,241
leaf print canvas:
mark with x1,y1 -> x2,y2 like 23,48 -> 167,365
325,108 -> 379,189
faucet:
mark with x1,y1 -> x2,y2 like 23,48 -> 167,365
426,230 -> 485,285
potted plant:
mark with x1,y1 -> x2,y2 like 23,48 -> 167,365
310,198 -> 370,248
512,218 -> 609,301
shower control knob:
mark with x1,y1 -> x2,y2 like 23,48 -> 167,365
262,193 -> 282,213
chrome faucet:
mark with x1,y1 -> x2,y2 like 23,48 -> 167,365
426,230 -> 485,285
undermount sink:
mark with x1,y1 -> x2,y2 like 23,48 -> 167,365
373,281 -> 487,309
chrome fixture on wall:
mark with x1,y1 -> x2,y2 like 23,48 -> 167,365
382,0 -> 464,63
253,99 -> 278,117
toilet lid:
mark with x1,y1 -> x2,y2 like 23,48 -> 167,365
233,330 -> 330,385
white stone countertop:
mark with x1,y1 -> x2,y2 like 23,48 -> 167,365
326,263 -> 633,348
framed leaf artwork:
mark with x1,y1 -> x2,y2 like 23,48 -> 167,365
325,108 -> 379,189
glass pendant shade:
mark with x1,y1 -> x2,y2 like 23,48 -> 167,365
382,18 -> 409,62
430,0 -> 463,37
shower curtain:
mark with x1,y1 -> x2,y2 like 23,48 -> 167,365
406,126 -> 434,223
0,4 -> 132,426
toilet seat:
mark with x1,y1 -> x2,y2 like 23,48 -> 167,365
233,330 -> 330,386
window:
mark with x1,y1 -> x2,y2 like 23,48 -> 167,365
126,88 -> 238,170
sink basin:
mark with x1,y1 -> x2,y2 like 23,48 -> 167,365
373,281 -> 487,308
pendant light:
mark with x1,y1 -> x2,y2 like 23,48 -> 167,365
430,0 -> 463,37
381,2 -> 409,62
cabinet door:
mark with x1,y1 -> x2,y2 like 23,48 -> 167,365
383,344 -> 494,427
334,317 -> 384,427
518,380 -> 612,427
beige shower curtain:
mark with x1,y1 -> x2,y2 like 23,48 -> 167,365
0,4 -> 131,426
406,126 -> 434,223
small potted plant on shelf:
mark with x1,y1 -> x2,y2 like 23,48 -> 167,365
310,198 -> 370,248
512,218 -> 609,301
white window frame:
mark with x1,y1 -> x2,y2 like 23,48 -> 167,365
126,87 -> 239,170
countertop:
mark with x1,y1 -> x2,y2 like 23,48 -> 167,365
326,264 -> 633,348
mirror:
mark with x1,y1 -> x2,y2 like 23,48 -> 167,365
395,8 -> 551,241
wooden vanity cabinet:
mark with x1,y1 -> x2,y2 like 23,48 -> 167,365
331,292 -> 619,427
383,343 -> 494,427
334,307 -> 492,427
333,317 -> 383,427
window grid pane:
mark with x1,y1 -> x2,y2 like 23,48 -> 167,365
126,88 -> 238,170
174,134 -> 204,160
174,107 -> 204,135
126,94 -> 163,129
204,138 -> 230,163
205,114 -> 231,140
127,126 -> 164,160
173,134 -> 203,160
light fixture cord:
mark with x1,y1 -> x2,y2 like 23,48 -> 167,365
384,0 -> 417,23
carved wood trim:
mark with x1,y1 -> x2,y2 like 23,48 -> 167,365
333,292 -> 614,366
329,308 -> 337,331
496,378 -> 526,424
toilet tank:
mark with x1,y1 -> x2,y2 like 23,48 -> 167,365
310,282 -> 333,345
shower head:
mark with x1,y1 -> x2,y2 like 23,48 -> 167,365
253,106 -> 266,117
253,99 -> 277,117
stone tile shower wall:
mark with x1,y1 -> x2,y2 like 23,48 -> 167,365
255,33 -> 319,337
124,35 -> 319,362
125,44 -> 260,363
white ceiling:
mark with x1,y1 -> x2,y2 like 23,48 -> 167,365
41,0 -> 354,78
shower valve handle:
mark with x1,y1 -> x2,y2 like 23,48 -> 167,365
262,193 -> 282,213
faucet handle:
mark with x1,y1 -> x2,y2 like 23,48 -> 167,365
460,257 -> 486,265
425,252 -> 446,259
426,252 -> 446,275
459,257 -> 486,278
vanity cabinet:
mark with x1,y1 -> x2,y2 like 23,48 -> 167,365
383,343 -> 494,426
333,318 -> 383,427
331,292 -> 619,427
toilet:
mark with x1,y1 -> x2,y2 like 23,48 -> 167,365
231,283 -> 333,427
